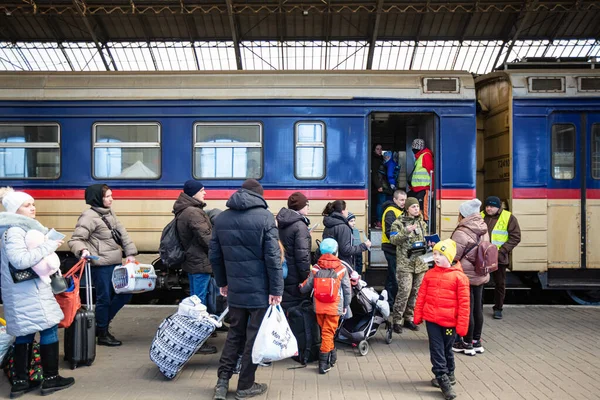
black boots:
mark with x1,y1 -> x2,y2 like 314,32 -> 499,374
431,372 -> 456,388
97,326 -> 121,346
10,343 -> 41,398
393,323 -> 403,334
213,377 -> 229,400
403,320 -> 419,331
318,352 -> 331,374
39,342 -> 75,396
329,348 -> 337,367
234,383 -> 268,399
437,374 -> 457,400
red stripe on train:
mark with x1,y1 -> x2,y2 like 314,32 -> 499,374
25,188 -> 477,200
513,188 -> 600,199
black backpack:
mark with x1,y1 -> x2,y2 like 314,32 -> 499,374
159,216 -> 185,268
286,300 -> 321,365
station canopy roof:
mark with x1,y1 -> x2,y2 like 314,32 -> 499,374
0,0 -> 599,74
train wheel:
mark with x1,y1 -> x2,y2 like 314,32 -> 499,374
567,290 -> 600,305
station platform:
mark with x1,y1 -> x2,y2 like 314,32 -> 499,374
1,305 -> 598,400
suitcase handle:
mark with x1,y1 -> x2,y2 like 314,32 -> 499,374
83,259 -> 94,311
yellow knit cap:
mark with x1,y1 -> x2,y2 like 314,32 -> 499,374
433,239 -> 457,264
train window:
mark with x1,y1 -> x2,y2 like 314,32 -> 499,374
0,123 -> 60,179
578,77 -> 600,92
528,77 -> 565,93
194,123 -> 262,179
422,78 -> 460,93
295,122 -> 325,179
93,123 -> 161,179
551,124 -> 575,180
593,124 -> 600,179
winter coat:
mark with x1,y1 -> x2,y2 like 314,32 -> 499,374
299,253 -> 352,316
371,154 -> 385,190
414,262 -> 470,337
68,207 -> 137,267
209,189 -> 283,309
451,214 -> 490,286
322,212 -> 368,266
0,213 -> 64,337
482,210 -> 521,266
389,214 -> 428,274
276,207 -> 311,310
173,193 -> 212,275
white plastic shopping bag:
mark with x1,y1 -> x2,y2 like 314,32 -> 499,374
252,305 -> 298,364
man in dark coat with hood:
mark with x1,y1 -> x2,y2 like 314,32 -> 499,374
210,179 -> 282,400
276,192 -> 311,310
172,180 -> 218,354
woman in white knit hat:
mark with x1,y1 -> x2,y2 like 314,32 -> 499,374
450,198 -> 490,357
0,187 -> 75,397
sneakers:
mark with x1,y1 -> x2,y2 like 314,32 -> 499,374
431,372 -> 456,388
472,340 -> 485,354
392,323 -> 403,334
437,374 -> 457,400
235,383 -> 268,399
493,309 -> 503,319
196,343 -> 218,355
452,339 -> 476,356
214,378 -> 229,400
403,320 -> 419,331
318,352 -> 331,374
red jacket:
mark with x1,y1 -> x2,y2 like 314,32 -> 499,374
299,254 -> 352,316
411,148 -> 434,192
414,261 -> 470,337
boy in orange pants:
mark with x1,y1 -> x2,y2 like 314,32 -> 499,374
299,238 -> 352,374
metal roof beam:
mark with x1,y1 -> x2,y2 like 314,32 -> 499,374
501,0 -> 537,65
137,13 -> 159,71
277,0 -> 286,70
409,4 -> 428,70
45,17 -> 75,71
72,0 -> 112,70
225,0 -> 243,70
91,15 -> 118,71
366,0 -> 384,70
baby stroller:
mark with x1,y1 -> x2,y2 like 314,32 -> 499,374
335,278 -> 392,356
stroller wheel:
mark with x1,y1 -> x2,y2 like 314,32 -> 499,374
385,326 -> 393,344
358,340 -> 369,356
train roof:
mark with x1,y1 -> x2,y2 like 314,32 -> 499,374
475,60 -> 600,98
0,71 -> 475,101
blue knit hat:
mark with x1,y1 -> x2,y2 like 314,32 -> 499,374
320,238 -> 338,255
183,180 -> 204,197
347,212 -> 356,221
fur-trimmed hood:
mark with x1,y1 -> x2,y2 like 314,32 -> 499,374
0,212 -> 48,237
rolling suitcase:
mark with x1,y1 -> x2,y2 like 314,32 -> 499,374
64,259 -> 96,369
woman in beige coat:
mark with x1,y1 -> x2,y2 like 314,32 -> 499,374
68,184 -> 137,347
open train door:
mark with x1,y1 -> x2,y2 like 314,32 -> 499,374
548,112 -> 600,302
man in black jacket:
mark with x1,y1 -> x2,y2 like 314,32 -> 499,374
173,179 -> 218,354
210,179 -> 283,400
276,192 -> 311,311
381,190 -> 407,307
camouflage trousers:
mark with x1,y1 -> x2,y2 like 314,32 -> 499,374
392,270 -> 425,324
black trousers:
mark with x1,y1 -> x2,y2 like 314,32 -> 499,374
426,321 -> 455,378
493,264 -> 508,311
384,251 -> 398,306
465,284 -> 484,343
217,306 -> 268,390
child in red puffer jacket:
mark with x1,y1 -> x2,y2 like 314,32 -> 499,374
414,239 -> 470,400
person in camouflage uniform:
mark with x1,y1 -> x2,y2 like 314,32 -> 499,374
389,197 -> 428,334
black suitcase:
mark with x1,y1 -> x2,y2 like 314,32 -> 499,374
286,300 -> 321,365
64,260 -> 96,369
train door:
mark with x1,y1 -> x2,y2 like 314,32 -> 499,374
548,112 -> 600,269
586,113 -> 600,269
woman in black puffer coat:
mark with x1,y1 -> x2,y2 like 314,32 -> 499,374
276,192 -> 311,310
321,200 -> 371,266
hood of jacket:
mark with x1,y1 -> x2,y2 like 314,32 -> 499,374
414,147 -> 433,159
317,253 -> 342,270
173,192 -> 207,215
0,212 -> 48,237
276,207 -> 309,229
323,212 -> 348,229
382,200 -> 402,212
226,189 -> 268,211
457,214 -> 488,237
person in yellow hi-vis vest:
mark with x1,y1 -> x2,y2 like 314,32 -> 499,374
481,196 -> 521,320
381,190 -> 407,307
408,139 -> 433,221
